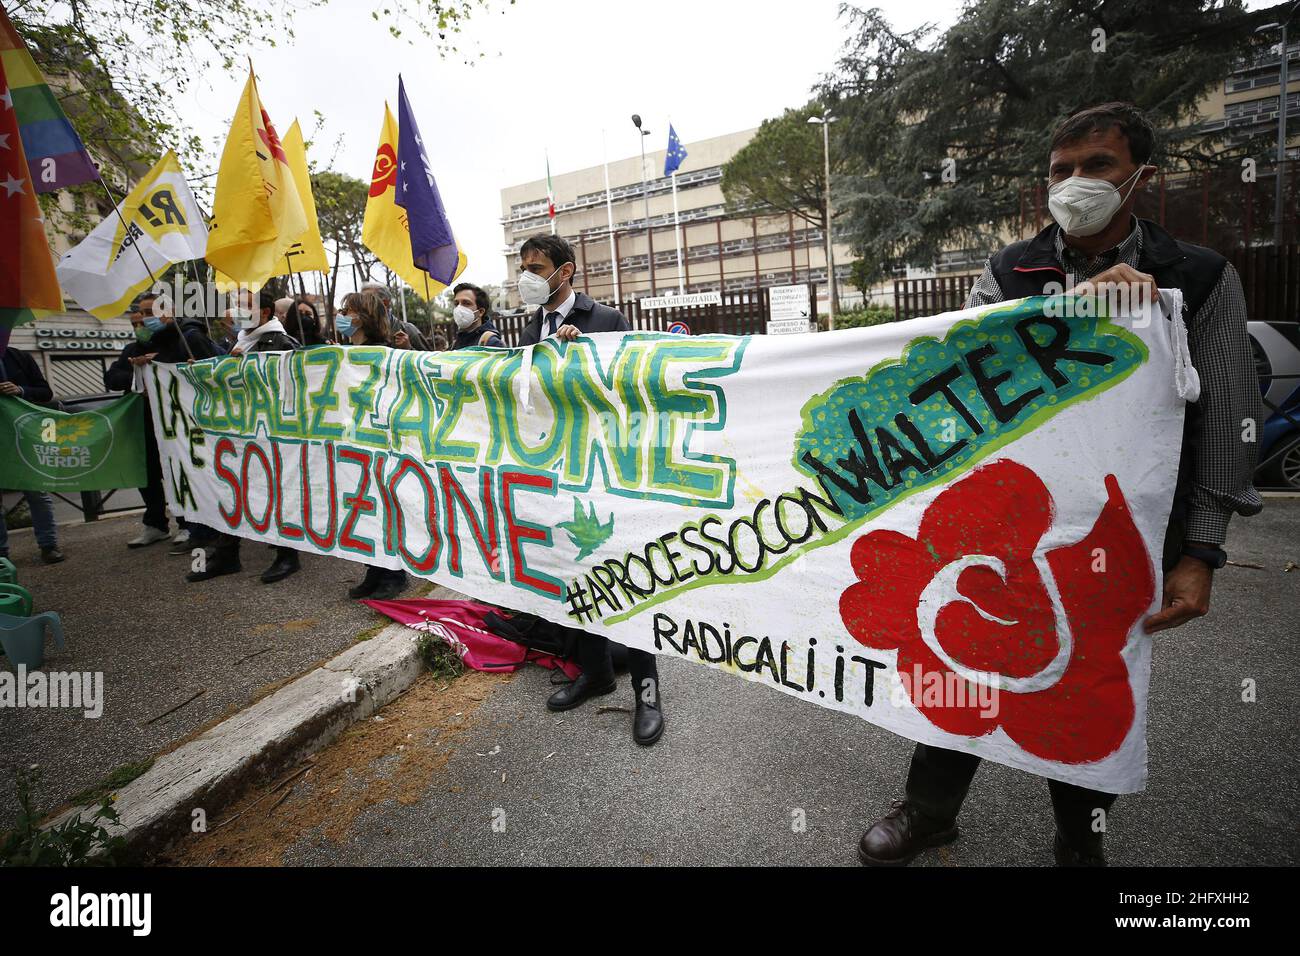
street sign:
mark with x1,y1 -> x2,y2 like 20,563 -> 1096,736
667,321 -> 691,335
766,318 -> 816,336
769,284 -> 812,324
640,291 -> 722,310
767,284 -> 813,335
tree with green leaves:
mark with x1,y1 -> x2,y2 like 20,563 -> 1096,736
311,170 -> 372,318
819,0 -> 1275,283
721,102 -> 848,233
11,0 -> 509,237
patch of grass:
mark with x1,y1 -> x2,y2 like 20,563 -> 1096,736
1,768 -> 125,867
68,760 -> 154,806
416,633 -> 466,680
354,621 -> 388,643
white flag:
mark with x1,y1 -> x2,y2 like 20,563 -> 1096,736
57,150 -> 208,319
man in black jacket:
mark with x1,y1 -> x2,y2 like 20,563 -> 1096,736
106,292 -> 222,552
516,235 -> 664,746
856,103 -> 1262,869
188,290 -> 304,585
0,346 -> 64,563
451,282 -> 504,349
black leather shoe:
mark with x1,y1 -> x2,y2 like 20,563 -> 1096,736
260,549 -> 300,584
633,700 -> 664,746
1053,830 -> 1107,867
857,800 -> 959,866
367,569 -> 409,601
348,566 -> 384,599
186,550 -> 241,583
40,547 -> 65,565
546,671 -> 617,711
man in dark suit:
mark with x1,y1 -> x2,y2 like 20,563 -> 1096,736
516,235 -> 664,746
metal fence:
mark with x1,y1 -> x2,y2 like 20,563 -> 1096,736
432,284 -> 819,345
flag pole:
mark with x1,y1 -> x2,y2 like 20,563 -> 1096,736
671,170 -> 684,295
546,149 -> 556,236
285,254 -> 306,343
95,173 -> 198,362
602,129 -> 621,304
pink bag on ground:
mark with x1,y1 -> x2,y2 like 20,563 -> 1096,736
362,598 -> 581,679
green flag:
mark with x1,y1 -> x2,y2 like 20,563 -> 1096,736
0,394 -> 147,491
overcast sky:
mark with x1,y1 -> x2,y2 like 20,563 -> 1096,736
171,0 -> 964,290
173,0 -> 1278,291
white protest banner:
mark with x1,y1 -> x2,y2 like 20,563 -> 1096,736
56,150 -> 208,319
148,292 -> 1193,793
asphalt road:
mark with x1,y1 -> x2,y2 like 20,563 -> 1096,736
272,497 -> 1299,867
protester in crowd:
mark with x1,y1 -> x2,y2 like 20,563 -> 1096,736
289,297 -> 327,347
360,281 -> 430,350
274,296 -> 294,322
213,289 -> 253,354
451,282 -> 504,348
104,296 -> 184,551
855,103 -> 1263,869
186,291 -> 303,585
334,291 -> 409,602
124,292 -> 224,554
0,346 -> 65,564
431,331 -> 449,350
230,290 -> 301,355
516,234 -> 664,746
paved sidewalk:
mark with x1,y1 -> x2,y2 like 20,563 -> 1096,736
0,511 -> 411,833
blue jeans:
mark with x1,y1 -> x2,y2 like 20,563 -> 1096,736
0,491 -> 59,554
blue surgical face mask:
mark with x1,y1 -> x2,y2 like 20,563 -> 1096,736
335,315 -> 354,340
143,317 -> 165,334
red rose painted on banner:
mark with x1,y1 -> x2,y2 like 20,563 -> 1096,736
839,459 -> 1154,764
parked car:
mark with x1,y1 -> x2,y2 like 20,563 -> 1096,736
1249,320 -> 1300,490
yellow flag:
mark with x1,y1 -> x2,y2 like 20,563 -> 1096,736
282,120 -> 329,274
362,104 -> 463,299
205,66 -> 306,289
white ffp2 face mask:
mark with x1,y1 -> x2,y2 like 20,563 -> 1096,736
453,305 -> 478,330
1047,166 -> 1143,237
517,266 -> 562,307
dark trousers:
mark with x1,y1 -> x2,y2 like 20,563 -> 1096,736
577,631 -> 658,700
905,743 -> 1117,848
211,533 -> 294,565
140,417 -> 169,532
903,545 -> 1178,848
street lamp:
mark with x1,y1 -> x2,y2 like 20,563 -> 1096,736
1258,2 -> 1300,245
632,113 -> 654,294
808,109 -> 838,329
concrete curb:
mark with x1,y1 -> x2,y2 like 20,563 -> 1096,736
48,592 -> 445,861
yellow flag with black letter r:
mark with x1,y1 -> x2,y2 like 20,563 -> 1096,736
55,150 -> 208,319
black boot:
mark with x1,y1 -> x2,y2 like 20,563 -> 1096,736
186,541 -> 242,583
348,565 -> 385,599
368,568 -> 410,601
629,651 -> 663,746
260,547 -> 300,584
1053,830 -> 1107,866
857,800 -> 959,866
547,633 -> 616,711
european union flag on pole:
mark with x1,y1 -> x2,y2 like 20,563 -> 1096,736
395,76 -> 462,286
664,124 -> 687,177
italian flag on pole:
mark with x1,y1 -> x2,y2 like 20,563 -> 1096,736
546,152 -> 555,234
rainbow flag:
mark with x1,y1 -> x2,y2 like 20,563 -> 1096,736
0,7 -> 99,193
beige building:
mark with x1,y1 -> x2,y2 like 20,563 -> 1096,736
499,128 -> 855,310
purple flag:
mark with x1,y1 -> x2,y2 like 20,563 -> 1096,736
394,77 -> 460,285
